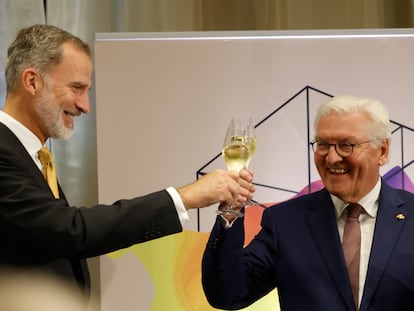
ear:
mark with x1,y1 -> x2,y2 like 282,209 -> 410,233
21,68 -> 43,95
378,138 -> 390,166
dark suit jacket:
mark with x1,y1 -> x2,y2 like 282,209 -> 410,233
202,182 -> 414,311
0,123 -> 182,296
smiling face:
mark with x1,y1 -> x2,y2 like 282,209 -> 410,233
314,110 -> 389,203
34,42 -> 92,141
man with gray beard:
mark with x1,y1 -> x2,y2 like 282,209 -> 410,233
0,24 -> 254,301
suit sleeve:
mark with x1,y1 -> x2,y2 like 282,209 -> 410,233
202,209 -> 278,310
0,138 -> 182,263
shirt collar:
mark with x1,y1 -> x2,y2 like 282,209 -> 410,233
332,178 -> 381,220
0,111 -> 43,167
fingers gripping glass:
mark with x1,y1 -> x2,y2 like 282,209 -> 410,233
310,139 -> 378,158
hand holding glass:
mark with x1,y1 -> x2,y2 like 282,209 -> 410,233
217,118 -> 256,217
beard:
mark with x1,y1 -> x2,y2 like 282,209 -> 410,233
34,83 -> 74,140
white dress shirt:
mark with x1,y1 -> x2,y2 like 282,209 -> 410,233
332,179 -> 381,307
0,111 -> 189,225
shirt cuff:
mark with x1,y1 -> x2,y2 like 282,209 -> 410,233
166,187 -> 190,225
219,215 -> 237,229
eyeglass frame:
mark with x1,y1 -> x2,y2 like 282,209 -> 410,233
309,139 -> 380,158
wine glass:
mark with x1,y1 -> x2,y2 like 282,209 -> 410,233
217,118 -> 256,217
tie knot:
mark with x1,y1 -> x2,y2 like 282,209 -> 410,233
38,146 -> 53,165
347,203 -> 363,219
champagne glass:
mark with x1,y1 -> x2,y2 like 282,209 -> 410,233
217,118 -> 256,217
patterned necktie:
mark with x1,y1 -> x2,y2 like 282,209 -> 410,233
38,146 -> 60,199
342,203 -> 363,310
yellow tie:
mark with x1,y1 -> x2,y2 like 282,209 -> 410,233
38,146 -> 60,199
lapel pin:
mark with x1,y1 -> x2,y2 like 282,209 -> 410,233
396,213 -> 406,220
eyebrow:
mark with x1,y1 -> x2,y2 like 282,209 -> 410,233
71,81 -> 92,91
314,136 -> 360,142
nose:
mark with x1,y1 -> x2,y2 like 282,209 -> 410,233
325,145 -> 343,163
75,93 -> 90,114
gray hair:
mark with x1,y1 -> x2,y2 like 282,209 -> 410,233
314,95 -> 392,143
5,24 -> 90,93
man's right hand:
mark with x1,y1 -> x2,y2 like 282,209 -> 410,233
177,169 -> 254,210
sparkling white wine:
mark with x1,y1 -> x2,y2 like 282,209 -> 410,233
222,143 -> 251,172
225,135 -> 257,168
245,137 -> 257,166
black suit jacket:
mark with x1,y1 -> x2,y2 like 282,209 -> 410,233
202,182 -> 414,311
0,123 -> 182,295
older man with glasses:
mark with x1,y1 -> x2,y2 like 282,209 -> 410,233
202,94 -> 414,311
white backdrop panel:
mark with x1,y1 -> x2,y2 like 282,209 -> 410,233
95,29 -> 414,310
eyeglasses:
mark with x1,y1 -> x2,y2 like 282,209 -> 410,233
310,139 -> 378,158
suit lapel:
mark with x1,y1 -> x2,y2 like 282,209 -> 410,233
306,190 -> 356,311
0,123 -> 50,192
359,182 -> 406,311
